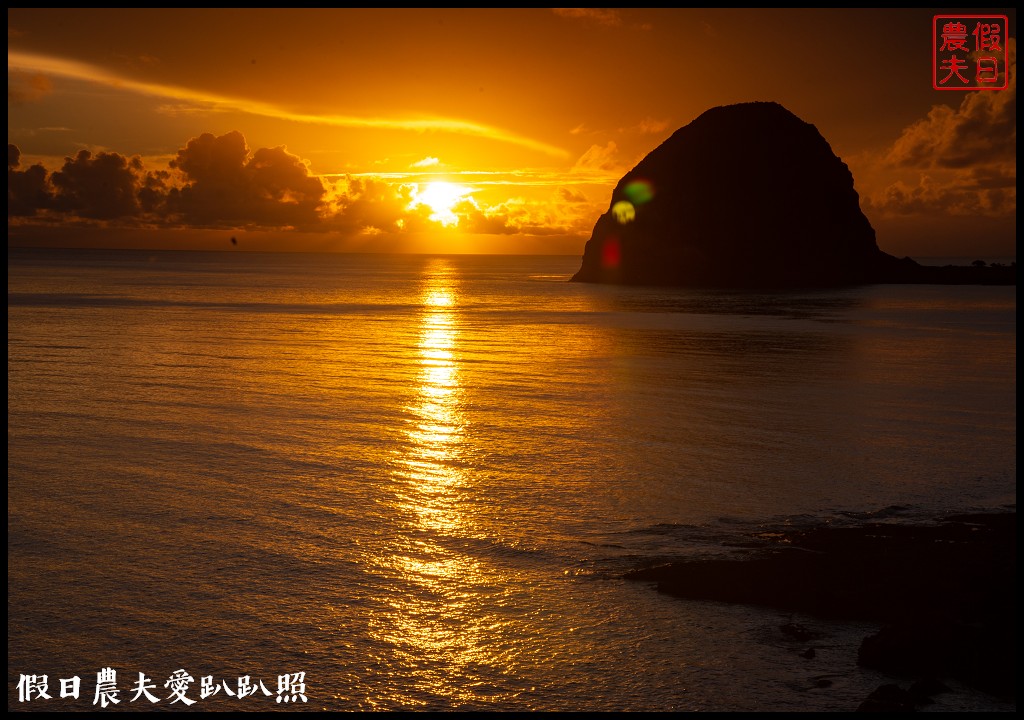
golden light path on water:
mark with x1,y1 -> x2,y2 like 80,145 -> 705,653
368,259 -> 513,707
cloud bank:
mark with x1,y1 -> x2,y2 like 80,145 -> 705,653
9,131 -> 598,240
864,38 -> 1016,218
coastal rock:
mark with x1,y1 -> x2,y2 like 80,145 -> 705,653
856,683 -> 917,713
625,512 -> 1016,699
857,618 -> 1015,699
570,101 -> 1014,288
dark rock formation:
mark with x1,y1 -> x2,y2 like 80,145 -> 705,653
626,512 -> 1016,700
856,683 -> 918,713
856,678 -> 949,712
858,619 -> 1014,698
571,101 -> 1014,288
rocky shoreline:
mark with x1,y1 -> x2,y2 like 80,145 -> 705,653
625,511 -> 1016,710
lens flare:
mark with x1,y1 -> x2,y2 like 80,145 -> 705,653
601,236 -> 621,269
623,178 -> 654,205
612,201 -> 635,224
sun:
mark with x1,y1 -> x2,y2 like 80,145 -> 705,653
410,181 -> 471,227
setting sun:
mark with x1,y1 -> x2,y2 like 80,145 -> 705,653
410,181 -> 472,227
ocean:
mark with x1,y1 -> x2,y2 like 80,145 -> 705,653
7,248 -> 1016,711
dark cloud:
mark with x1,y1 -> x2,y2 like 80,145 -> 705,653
452,195 -> 589,237
138,169 -> 173,215
8,144 -> 54,216
968,164 -> 1017,190
8,131 -> 586,238
7,132 -> 331,228
50,150 -> 143,219
167,131 -> 326,228
865,165 -> 1016,217
886,39 -> 1016,170
325,176 -> 414,233
867,38 -> 1016,218
454,200 -> 519,235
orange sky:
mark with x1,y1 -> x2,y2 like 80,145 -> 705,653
7,8 -> 1017,259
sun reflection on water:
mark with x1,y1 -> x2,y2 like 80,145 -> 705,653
395,261 -> 466,524
368,258 -> 525,706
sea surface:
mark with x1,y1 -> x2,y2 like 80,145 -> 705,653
7,248 -> 1016,711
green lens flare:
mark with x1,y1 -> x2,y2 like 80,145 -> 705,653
623,179 -> 654,205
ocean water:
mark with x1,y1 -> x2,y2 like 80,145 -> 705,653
7,248 -> 1016,711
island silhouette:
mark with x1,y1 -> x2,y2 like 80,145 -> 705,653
571,101 -> 1014,288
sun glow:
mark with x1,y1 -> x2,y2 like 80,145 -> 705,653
410,182 -> 472,227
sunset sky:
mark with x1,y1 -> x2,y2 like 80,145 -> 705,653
7,8 -> 1017,258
